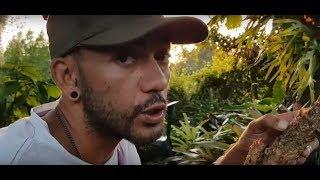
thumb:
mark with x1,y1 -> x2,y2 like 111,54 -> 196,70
249,114 -> 290,133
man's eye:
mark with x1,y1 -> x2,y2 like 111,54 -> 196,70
116,55 -> 136,65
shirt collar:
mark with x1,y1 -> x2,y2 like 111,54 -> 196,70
30,99 -> 60,129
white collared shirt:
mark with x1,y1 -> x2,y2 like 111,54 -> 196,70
0,101 -> 141,165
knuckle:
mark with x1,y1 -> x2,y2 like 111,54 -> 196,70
248,119 -> 257,128
262,114 -> 275,120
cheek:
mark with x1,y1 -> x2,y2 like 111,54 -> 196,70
94,69 -> 140,110
101,80 -> 137,111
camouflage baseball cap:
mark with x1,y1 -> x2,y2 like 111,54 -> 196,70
46,15 -> 209,58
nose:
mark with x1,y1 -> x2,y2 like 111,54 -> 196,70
139,57 -> 169,93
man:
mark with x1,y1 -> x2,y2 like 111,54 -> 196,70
0,15 -> 318,165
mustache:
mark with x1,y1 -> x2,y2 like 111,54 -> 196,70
131,93 -> 167,119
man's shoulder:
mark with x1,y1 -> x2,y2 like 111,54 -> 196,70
0,117 -> 36,164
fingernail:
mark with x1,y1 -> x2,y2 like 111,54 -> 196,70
307,145 -> 312,153
277,120 -> 289,130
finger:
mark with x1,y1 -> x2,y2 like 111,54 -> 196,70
301,138 -> 319,158
309,138 -> 319,152
249,114 -> 289,132
286,160 -> 297,165
276,111 -> 297,123
296,157 -> 307,165
302,145 -> 312,158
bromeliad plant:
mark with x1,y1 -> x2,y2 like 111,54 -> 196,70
164,112 -> 250,165
164,79 -> 288,165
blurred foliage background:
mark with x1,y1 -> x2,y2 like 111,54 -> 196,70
1,15 -> 320,165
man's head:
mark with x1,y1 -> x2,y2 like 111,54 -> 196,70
46,15 -> 208,145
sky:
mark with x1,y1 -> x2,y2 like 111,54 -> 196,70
0,15 -> 272,63
1,15 -> 47,49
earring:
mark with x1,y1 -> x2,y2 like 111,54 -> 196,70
70,91 -> 79,100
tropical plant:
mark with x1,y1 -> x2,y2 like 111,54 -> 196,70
210,15 -> 320,104
164,112 -> 250,165
0,30 -> 60,126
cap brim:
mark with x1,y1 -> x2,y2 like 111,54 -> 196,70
80,16 -> 209,46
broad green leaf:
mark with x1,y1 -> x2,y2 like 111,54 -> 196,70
256,104 -> 274,113
0,81 -> 20,101
225,15 -> 242,30
20,66 -> 43,82
258,97 -> 274,105
13,107 -> 29,118
46,85 -> 61,98
26,96 -> 40,107
14,94 -> 27,105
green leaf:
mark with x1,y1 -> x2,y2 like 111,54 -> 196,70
26,96 -> 40,107
14,94 -> 27,105
273,19 -> 302,25
302,34 -> 311,42
272,80 -> 285,104
19,66 -> 43,82
277,25 -> 300,37
46,85 -> 61,98
269,69 -> 281,82
308,51 -> 318,76
223,103 -> 252,110
232,124 -> 244,137
247,109 -> 263,118
307,50 -> 317,102
309,77 -> 315,103
13,106 -> 29,118
0,81 -> 20,101
258,97 -> 274,105
269,44 -> 282,53
193,141 -> 230,151
225,15 -> 242,29
255,104 -> 274,113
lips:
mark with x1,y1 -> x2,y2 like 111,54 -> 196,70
140,103 -> 166,124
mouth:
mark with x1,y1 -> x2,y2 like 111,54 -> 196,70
140,103 -> 166,125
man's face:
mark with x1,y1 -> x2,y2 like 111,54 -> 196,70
74,34 -> 170,145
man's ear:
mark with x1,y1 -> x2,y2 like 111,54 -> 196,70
50,57 -> 81,101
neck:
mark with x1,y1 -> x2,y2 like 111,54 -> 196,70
43,99 -> 121,165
